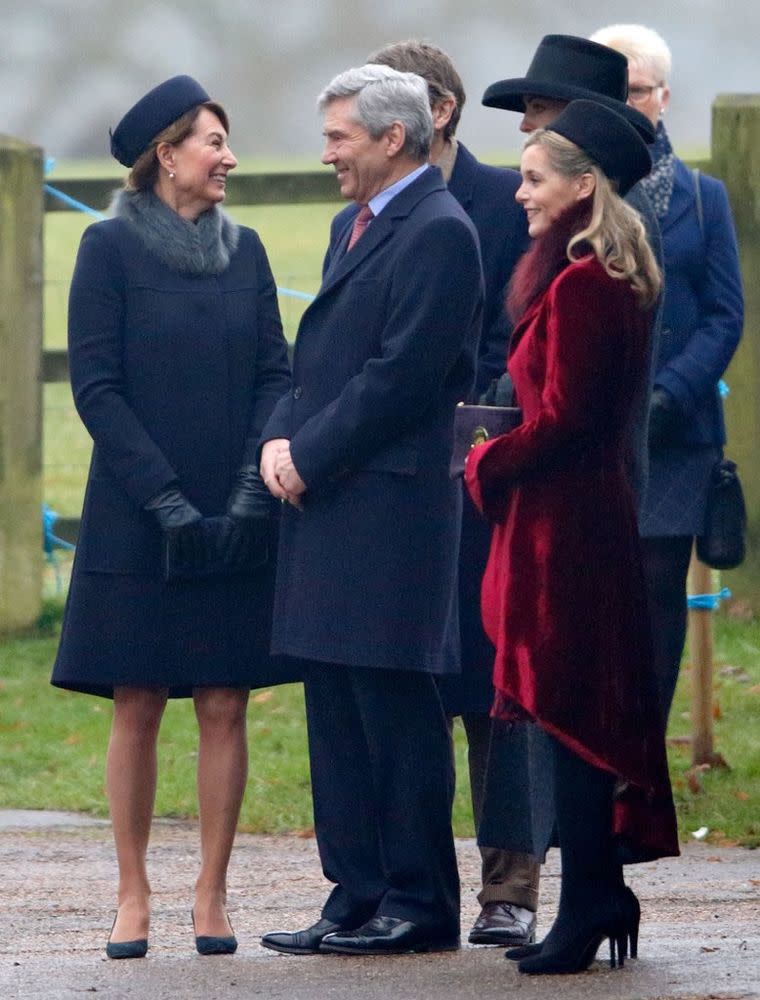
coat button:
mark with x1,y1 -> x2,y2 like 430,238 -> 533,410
293,386 -> 303,399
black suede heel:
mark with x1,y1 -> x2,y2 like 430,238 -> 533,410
192,909 -> 238,955
105,913 -> 148,960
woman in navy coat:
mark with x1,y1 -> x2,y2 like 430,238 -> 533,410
592,25 -> 744,720
51,77 -> 291,957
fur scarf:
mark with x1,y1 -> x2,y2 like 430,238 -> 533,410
506,200 -> 592,324
111,188 -> 240,275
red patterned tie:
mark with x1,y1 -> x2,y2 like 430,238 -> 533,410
346,204 -> 373,251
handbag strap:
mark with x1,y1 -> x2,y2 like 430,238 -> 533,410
691,167 -> 704,242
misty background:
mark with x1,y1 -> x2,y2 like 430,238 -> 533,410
2,0 -> 757,164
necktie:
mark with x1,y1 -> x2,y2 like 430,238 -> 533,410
346,205 -> 373,251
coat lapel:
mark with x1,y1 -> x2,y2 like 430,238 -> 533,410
316,167 -> 448,299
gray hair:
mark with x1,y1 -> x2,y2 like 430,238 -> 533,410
590,24 -> 672,86
317,63 -> 433,160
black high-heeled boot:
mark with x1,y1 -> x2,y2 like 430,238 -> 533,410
507,886 -> 641,966
517,737 -> 636,976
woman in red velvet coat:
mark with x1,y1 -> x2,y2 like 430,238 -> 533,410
465,100 -> 679,976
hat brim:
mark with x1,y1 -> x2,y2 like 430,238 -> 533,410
482,79 -> 655,144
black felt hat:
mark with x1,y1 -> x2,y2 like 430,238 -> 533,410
482,34 -> 655,143
110,75 -> 211,167
546,100 -> 651,195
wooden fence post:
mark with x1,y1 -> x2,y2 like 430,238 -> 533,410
710,95 -> 760,599
687,551 -> 716,766
0,135 -> 44,632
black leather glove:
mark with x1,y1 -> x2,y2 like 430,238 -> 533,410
648,387 -> 683,447
220,465 -> 276,567
144,487 -> 205,574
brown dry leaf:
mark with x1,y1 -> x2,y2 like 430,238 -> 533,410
706,855 -> 724,862
749,879 -> 760,886
295,827 -> 315,839
748,684 -> 760,695
734,790 -> 750,801
252,690 -> 273,704
713,700 -> 722,720
700,945 -> 720,952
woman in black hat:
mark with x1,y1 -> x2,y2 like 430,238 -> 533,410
465,100 -> 679,975
51,76 -> 292,957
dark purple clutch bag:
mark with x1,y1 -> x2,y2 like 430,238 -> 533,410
450,404 -> 522,477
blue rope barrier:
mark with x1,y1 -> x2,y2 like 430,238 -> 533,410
44,178 -> 316,303
45,183 -> 105,220
687,587 -> 731,611
42,503 -> 75,594
718,379 -> 729,398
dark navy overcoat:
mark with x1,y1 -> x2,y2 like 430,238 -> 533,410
639,160 -> 743,536
437,146 -> 529,713
261,167 -> 483,674
52,218 -> 293,697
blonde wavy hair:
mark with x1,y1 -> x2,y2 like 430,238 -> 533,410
525,128 -> 661,308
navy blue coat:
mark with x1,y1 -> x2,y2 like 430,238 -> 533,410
639,160 -> 743,536
448,143 -> 529,400
436,146 -> 528,713
261,166 -> 483,674
52,217 -> 293,697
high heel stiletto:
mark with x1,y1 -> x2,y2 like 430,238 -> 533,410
105,913 -> 148,959
192,909 -> 238,955
517,888 -> 640,975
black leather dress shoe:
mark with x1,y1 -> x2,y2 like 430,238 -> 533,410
468,902 -> 537,946
320,916 -> 460,955
261,918 -> 344,955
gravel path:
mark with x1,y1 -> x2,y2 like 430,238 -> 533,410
0,811 -> 757,1000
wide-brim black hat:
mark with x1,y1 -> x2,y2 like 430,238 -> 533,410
546,100 -> 651,196
110,75 -> 211,167
482,34 -> 655,143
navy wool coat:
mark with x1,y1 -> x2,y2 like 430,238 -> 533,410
639,160 -> 743,536
52,217 -> 292,697
438,146 -> 529,714
261,166 -> 484,674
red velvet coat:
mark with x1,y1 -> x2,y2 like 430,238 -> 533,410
465,255 -> 678,861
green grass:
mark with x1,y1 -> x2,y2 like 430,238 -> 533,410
0,606 -> 757,844
0,606 -> 470,835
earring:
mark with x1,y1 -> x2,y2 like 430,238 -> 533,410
169,171 -> 175,179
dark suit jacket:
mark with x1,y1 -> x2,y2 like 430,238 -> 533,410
447,143 -> 529,399
261,166 -> 484,674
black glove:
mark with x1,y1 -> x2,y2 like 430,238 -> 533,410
220,465 -> 276,567
144,487 -> 205,574
648,387 -> 683,447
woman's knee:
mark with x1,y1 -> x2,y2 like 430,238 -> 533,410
112,687 -> 168,737
194,687 -> 249,734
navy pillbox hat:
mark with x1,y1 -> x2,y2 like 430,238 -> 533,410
110,75 -> 210,166
546,100 -> 651,196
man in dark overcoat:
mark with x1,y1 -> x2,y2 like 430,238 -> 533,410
259,63 -> 483,956
366,40 -> 539,948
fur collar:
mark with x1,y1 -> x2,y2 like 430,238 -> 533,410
506,201 -> 592,323
111,188 -> 240,275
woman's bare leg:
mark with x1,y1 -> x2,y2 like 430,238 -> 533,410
192,686 -> 250,937
107,686 -> 168,942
